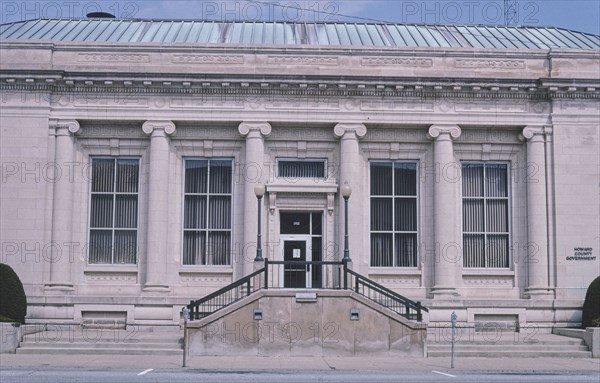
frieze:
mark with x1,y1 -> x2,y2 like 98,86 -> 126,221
455,102 -> 528,113
268,56 -> 339,65
463,277 -> 513,286
268,127 -> 332,140
266,99 -> 340,110
73,95 -> 150,108
172,54 -> 244,64
169,96 -> 245,109
364,128 -> 426,142
361,57 -> 432,67
456,129 -> 520,143
558,100 -> 600,111
361,100 -> 434,111
79,125 -> 146,138
180,274 -> 232,283
175,126 -> 240,140
455,59 -> 526,69
85,273 -> 137,283
78,53 -> 149,63
371,276 -> 420,287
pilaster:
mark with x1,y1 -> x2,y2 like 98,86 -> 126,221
45,119 -> 80,291
334,123 -> 367,269
428,124 -> 462,299
520,125 -> 554,298
142,120 -> 176,292
239,122 -> 271,276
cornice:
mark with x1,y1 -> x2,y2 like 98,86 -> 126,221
2,40 -> 598,59
1,73 -> 599,100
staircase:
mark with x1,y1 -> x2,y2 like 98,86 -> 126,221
427,331 -> 592,358
16,326 -> 183,355
187,259 -> 427,322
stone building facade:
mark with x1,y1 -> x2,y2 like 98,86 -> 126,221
1,19 -> 599,329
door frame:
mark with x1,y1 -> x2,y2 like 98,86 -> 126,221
279,234 -> 312,288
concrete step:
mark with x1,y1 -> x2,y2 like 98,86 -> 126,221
427,344 -> 590,352
426,333 -> 591,358
427,335 -> 585,345
427,339 -> 585,346
18,342 -> 182,349
22,335 -> 182,344
427,350 -> 593,358
16,347 -> 183,355
17,328 -> 183,356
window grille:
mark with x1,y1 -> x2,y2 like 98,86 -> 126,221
183,159 -> 233,265
462,162 -> 510,268
370,162 -> 418,267
89,158 -> 139,264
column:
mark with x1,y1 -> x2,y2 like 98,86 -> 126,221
238,122 -> 271,276
428,124 -> 462,298
45,119 -> 80,291
521,126 -> 552,298
142,120 -> 176,292
334,123 -> 367,268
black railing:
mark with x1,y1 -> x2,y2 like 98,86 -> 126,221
187,267 -> 265,320
264,260 -> 345,289
344,265 -> 428,322
187,259 -> 428,322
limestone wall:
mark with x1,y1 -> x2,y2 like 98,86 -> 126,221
187,290 -> 426,357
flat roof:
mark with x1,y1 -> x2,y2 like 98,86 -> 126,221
1,18 -> 599,50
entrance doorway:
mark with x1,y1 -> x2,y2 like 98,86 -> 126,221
279,212 -> 323,288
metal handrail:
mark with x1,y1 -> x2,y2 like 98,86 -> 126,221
345,265 -> 428,321
187,267 -> 265,320
187,259 -> 428,322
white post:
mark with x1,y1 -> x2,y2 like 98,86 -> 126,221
238,122 -> 271,277
521,126 -> 553,298
142,121 -> 176,292
45,120 -> 80,291
334,123 -> 367,269
428,125 -> 462,298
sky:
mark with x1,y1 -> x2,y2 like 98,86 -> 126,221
1,0 -> 599,34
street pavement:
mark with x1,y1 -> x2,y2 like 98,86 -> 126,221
1,354 -> 599,383
1,353 -> 599,371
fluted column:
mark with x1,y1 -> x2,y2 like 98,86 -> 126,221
142,121 -> 176,292
238,122 -> 271,276
334,123 -> 367,267
428,125 -> 462,298
521,126 -> 553,298
45,119 -> 80,291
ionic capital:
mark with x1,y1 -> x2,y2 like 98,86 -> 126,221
238,121 -> 272,137
49,119 -> 80,135
333,123 -> 367,139
519,125 -> 551,142
427,124 -> 461,140
142,120 -> 176,136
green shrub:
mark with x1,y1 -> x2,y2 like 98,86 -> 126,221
0,264 -> 27,323
582,275 -> 600,328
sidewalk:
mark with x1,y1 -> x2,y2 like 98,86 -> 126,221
1,354 -> 599,373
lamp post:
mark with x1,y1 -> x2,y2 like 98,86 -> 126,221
340,182 -> 352,263
254,183 -> 266,262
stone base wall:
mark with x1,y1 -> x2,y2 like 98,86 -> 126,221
186,290 -> 427,357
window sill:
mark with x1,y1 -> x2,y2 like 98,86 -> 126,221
84,265 -> 138,273
462,269 -> 514,276
179,266 -> 233,274
368,268 -> 421,276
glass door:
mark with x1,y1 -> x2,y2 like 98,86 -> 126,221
281,237 -> 311,288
